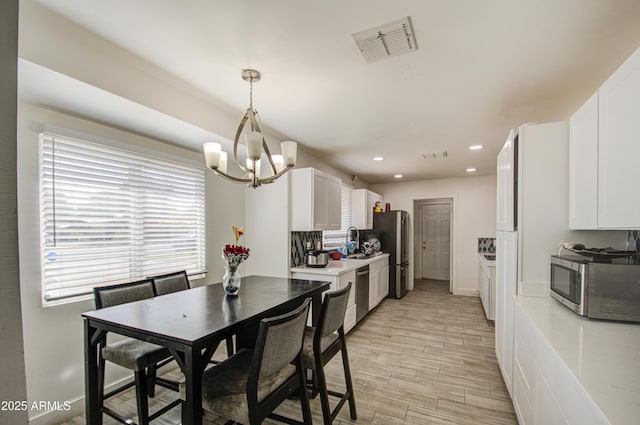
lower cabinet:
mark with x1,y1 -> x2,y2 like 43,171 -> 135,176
495,231 -> 517,396
368,257 -> 388,310
290,255 -> 389,334
479,256 -> 496,321
513,301 -> 608,425
290,269 -> 357,332
340,270 -> 357,333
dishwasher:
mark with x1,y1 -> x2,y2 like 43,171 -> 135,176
355,265 -> 370,323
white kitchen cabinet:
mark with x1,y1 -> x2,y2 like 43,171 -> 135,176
496,130 -> 515,232
368,256 -> 388,310
478,255 -> 496,321
495,230 -> 517,397
351,189 -> 383,229
339,270 -> 357,333
598,46 -> 640,228
290,167 -> 342,231
290,269 -> 357,332
380,262 -> 389,299
512,301 -> 608,425
569,47 -> 640,229
569,91 -> 599,230
368,264 -> 379,309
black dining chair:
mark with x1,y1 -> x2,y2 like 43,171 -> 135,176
152,270 -> 190,296
182,298 -> 313,425
94,279 -> 181,425
302,282 -> 357,425
152,270 -> 235,359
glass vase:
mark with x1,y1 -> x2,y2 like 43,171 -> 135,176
222,267 -> 241,295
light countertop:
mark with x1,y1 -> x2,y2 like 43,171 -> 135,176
290,253 -> 389,276
515,295 -> 640,425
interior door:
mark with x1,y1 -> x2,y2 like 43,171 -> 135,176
421,203 -> 451,280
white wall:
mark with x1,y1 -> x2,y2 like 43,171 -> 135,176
1,2 -> 28,424
17,104 -> 245,424
372,175 -> 497,296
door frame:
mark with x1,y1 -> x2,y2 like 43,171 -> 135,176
413,196 -> 456,293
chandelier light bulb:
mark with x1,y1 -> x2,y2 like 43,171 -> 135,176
245,131 -> 263,161
203,142 -> 222,168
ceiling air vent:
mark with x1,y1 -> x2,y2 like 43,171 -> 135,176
422,151 -> 448,160
351,16 -> 417,63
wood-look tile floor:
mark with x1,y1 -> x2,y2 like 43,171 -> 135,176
62,279 -> 518,425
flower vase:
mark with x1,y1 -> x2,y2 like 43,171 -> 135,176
223,267 -> 241,295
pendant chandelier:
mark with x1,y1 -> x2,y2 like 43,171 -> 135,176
203,69 -> 297,189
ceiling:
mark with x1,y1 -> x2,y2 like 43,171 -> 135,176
21,0 -> 640,183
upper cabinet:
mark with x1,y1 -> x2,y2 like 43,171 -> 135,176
569,92 -> 599,229
496,130 -> 516,231
569,47 -> 640,229
290,168 -> 341,231
351,189 -> 383,229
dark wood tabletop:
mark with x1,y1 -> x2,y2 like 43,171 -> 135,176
82,275 -> 330,425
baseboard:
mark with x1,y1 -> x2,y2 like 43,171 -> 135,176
455,288 -> 479,297
28,363 -> 180,425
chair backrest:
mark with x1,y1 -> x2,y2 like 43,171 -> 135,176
318,282 -> 352,338
251,298 -> 311,381
94,279 -> 155,309
152,270 -> 190,296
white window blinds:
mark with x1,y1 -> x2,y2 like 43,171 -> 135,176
323,184 -> 352,249
39,132 -> 206,305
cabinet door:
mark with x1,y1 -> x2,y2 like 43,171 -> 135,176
381,265 -> 389,299
369,268 -> 379,309
313,172 -> 329,229
495,230 -> 517,396
598,47 -> 640,228
479,262 -> 490,319
569,92 -> 599,229
326,177 -> 342,229
496,131 -> 515,231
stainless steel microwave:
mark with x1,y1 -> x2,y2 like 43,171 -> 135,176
550,254 -> 640,322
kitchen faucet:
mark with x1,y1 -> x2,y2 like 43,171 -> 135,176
346,226 -> 359,245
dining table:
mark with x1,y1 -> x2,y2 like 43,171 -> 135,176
82,275 -> 331,425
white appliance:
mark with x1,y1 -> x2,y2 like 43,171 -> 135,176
494,122 -> 628,397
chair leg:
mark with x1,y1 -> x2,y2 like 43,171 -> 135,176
225,336 -> 234,357
314,357 -> 333,425
298,360 -> 313,425
146,364 -> 158,398
340,340 -> 357,420
134,370 -> 150,425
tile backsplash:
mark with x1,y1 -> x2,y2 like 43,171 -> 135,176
291,231 -> 323,267
478,237 -> 496,254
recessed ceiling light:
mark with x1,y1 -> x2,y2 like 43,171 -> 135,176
394,174 -> 403,178
373,156 -> 384,161
469,145 -> 484,150
466,168 -> 477,172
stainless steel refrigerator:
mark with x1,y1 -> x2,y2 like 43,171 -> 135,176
370,210 -> 409,299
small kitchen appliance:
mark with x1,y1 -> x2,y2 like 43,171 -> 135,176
550,254 -> 640,322
305,241 -> 329,268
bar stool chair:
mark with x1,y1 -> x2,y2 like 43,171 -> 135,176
183,298 -> 312,425
302,282 -> 357,425
152,270 -> 235,358
94,279 -> 181,425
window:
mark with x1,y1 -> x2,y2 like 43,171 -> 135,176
323,184 -> 352,250
39,132 -> 206,306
